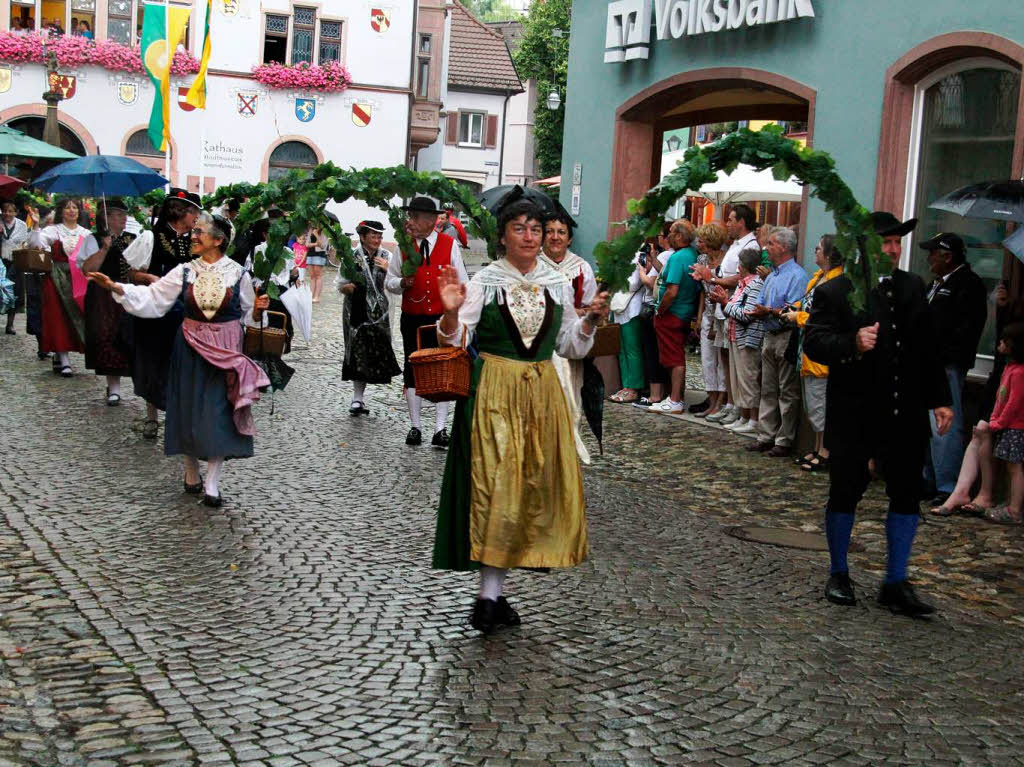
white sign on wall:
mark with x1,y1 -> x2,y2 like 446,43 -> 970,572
605,0 -> 815,63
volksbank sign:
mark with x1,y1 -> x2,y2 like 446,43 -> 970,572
605,0 -> 816,63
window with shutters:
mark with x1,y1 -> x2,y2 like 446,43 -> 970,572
263,13 -> 289,63
291,6 -> 315,64
458,112 -> 485,147
318,19 -> 343,64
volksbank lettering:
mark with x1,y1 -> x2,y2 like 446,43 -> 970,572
605,0 -> 815,64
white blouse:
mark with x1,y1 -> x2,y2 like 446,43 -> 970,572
29,224 -> 98,266
437,268 -> 595,359
113,257 -> 263,327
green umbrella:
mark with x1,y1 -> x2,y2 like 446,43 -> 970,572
0,125 -> 79,160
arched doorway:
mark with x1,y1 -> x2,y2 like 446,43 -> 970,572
609,68 -> 816,244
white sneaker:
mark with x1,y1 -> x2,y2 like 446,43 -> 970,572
726,417 -> 749,431
720,406 -> 740,425
705,408 -> 728,423
649,399 -> 685,415
733,420 -> 758,435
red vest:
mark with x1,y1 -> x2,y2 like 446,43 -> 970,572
401,233 -> 454,316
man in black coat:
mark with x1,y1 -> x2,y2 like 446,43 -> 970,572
803,212 -> 953,616
919,232 -> 988,507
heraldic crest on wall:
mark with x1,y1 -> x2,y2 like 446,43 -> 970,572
295,98 -> 316,122
370,7 -> 392,33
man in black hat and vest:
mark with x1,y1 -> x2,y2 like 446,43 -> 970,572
385,196 -> 468,447
804,212 -> 953,617
122,188 -> 201,440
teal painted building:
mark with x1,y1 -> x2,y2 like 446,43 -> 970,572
562,0 -> 1024,360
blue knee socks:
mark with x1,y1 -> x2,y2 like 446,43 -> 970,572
885,513 -> 919,584
824,511 -> 855,574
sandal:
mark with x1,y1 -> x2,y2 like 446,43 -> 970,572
959,502 -> 990,518
801,454 -> 830,472
795,451 -> 818,467
142,419 -> 159,440
985,506 -> 1023,525
929,503 -> 965,517
609,390 -> 639,404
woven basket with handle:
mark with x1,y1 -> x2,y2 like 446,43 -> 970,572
586,321 -> 621,358
244,311 -> 289,357
409,324 -> 471,402
13,248 -> 52,274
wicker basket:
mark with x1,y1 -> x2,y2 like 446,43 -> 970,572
13,248 -> 52,274
586,322 -> 621,358
244,311 -> 289,357
409,324 -> 471,402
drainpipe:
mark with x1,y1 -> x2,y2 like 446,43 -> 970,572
405,0 -> 421,168
498,89 -> 511,186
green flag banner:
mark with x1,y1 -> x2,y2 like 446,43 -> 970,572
141,2 -> 191,151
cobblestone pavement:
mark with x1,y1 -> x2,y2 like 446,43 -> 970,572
1,290 -> 1023,766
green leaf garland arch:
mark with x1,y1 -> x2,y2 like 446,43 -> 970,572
206,164 -> 498,298
594,124 -> 888,310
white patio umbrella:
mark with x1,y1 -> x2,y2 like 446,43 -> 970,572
675,163 -> 804,206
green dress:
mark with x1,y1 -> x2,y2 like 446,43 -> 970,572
432,294 -> 589,572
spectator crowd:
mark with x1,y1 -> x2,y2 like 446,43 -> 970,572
609,203 -> 1024,525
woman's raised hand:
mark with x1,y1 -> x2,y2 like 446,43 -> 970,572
438,265 -> 466,314
86,271 -> 124,295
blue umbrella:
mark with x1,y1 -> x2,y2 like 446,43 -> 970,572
31,155 -> 168,196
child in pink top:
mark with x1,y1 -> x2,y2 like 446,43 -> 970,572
932,323 -> 1024,523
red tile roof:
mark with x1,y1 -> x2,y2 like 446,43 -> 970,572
448,1 -> 524,94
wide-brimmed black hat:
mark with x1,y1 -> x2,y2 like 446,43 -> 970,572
919,232 -> 966,258
356,219 -> 385,234
164,188 -> 202,211
402,196 -> 442,215
101,197 -> 129,212
871,211 -> 918,237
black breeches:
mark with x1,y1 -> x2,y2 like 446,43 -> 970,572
827,442 -> 926,517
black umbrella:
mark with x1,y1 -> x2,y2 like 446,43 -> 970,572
478,184 -> 560,218
929,180 -> 1024,224
581,359 -> 604,455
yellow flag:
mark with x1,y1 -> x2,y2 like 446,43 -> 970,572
184,0 -> 211,109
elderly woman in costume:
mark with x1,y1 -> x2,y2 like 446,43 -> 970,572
337,219 -> 398,415
28,198 -> 98,377
88,213 -> 270,508
432,198 -> 609,635
80,198 -> 135,405
122,189 -> 200,439
540,209 -> 598,463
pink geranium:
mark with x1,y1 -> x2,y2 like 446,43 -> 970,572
0,30 -> 199,75
251,60 -> 351,92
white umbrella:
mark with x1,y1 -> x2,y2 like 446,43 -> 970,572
677,163 -> 803,206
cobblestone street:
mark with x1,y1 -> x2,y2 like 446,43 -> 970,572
2,292 -> 1024,767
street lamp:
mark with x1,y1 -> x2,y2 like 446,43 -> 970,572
546,88 -> 561,111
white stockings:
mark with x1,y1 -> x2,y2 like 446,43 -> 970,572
478,566 -> 507,601
204,457 -> 224,498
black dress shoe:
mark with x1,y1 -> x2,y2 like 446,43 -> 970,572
878,580 -> 935,617
431,428 -> 450,448
406,427 -> 422,446
470,598 -> 499,635
202,494 -> 223,508
745,441 -> 773,453
825,572 -> 856,606
688,399 -> 711,415
183,480 -> 203,495
496,596 -> 521,627
5,328 -> 15,335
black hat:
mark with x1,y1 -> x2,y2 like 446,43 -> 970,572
101,197 -> 129,212
164,188 -> 202,211
356,219 -> 385,234
871,211 -> 918,237
919,232 -> 966,257
402,196 -> 442,215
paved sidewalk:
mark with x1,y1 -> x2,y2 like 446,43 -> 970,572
0,293 -> 1022,766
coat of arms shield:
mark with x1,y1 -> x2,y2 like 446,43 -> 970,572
237,91 -> 258,117
295,98 -> 316,123
351,102 -> 372,127
117,81 -> 138,105
370,7 -> 391,33
0,65 -> 12,95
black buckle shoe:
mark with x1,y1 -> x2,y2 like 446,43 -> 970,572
202,494 -> 223,508
496,596 -> 521,627
878,580 -> 935,616
406,427 -> 422,446
688,399 -> 711,415
431,428 -> 450,448
183,480 -> 203,495
825,572 -> 856,606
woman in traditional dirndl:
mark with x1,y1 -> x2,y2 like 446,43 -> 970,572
432,198 -> 609,634
337,219 -> 400,415
81,198 -> 135,405
28,198 -> 97,377
88,213 -> 270,508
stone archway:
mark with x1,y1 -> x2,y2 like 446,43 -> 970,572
608,67 -> 816,242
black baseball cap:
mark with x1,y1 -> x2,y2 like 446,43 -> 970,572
919,232 -> 965,257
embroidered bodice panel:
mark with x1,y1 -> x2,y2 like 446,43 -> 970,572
503,283 -> 547,347
183,258 -> 244,323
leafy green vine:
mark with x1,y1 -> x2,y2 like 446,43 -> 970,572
595,124 -> 886,309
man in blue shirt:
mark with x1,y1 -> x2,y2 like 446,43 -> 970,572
745,227 -> 808,456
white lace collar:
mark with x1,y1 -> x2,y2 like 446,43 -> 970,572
540,250 -> 585,277
54,223 -> 88,255
474,257 -> 569,304
188,256 -> 242,280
